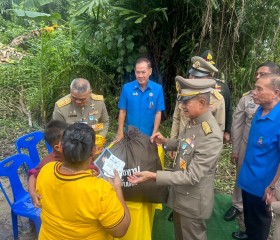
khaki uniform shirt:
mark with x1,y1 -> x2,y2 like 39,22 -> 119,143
52,94 -> 109,137
231,91 -> 259,166
170,90 -> 225,138
157,110 -> 223,219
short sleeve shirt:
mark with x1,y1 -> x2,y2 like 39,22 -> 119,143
118,80 -> 165,136
238,102 -> 280,197
36,162 -> 125,240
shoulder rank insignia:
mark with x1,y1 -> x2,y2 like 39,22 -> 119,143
56,97 -> 71,108
211,90 -> 223,100
91,94 -> 104,101
202,121 -> 213,136
214,84 -> 222,91
242,90 -> 252,97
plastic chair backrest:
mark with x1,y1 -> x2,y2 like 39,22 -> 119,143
0,154 -> 41,238
0,154 -> 34,202
15,131 -> 53,167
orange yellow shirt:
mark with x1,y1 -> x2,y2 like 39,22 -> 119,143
36,162 -> 125,240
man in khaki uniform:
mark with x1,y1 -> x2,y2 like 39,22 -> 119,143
200,50 -> 233,143
128,77 -> 223,240
52,78 -> 109,137
171,56 -> 225,140
225,90 -> 259,223
225,61 -> 280,240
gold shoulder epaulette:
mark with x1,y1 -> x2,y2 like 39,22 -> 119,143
242,90 -> 251,97
201,121 -> 213,136
91,94 -> 104,101
211,90 -> 223,100
56,97 -> 71,108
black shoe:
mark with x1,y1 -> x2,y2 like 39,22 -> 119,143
168,211 -> 173,222
224,206 -> 240,221
232,231 -> 248,239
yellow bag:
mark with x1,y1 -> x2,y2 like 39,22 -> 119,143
157,144 -> 164,169
95,135 -> 106,154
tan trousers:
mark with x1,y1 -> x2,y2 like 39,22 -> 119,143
232,161 -> 243,212
173,211 -> 207,240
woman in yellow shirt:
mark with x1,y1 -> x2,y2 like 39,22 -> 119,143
36,123 -> 130,240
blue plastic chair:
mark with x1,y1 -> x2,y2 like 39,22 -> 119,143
15,131 -> 53,167
0,154 -> 41,240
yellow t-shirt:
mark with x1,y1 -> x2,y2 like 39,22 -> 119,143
36,162 -> 125,240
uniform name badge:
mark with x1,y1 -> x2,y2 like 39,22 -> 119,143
68,110 -> 77,117
93,123 -> 104,131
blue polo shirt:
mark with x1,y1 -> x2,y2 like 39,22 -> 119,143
238,102 -> 280,197
118,80 -> 165,136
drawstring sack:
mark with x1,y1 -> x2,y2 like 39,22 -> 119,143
110,126 -> 168,203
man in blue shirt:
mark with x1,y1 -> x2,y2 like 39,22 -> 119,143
116,57 -> 165,139
233,73 -> 280,240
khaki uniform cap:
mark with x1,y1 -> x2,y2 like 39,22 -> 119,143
175,76 -> 216,102
189,56 -> 218,77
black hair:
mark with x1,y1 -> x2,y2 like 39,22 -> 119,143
194,92 -> 211,105
62,123 -> 96,163
257,61 -> 280,75
135,57 -> 152,68
44,120 -> 69,147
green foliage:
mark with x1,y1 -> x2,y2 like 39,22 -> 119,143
0,0 -> 13,20
112,6 -> 167,24
10,0 -> 70,22
0,27 -> 75,125
1,0 -> 280,126
0,56 -> 40,126
1,0 -> 278,201
105,0 -> 280,110
71,0 -> 145,84
27,29 -> 76,123
23,0 -> 54,8
0,16 -> 27,44
74,0 -> 110,16
215,145 -> 235,194
13,9 -> 61,22
204,0 -> 280,105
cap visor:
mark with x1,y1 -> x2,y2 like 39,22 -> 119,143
177,94 -> 197,103
189,68 -> 210,77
